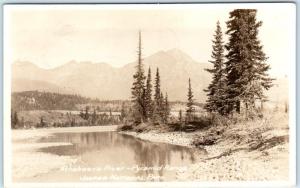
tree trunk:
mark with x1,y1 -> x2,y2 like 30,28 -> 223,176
260,100 -> 264,111
236,101 -> 240,113
245,102 -> 248,119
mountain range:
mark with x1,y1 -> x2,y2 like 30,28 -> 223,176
12,48 -> 287,103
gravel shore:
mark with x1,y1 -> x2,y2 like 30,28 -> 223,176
120,113 -> 290,181
122,131 -> 195,147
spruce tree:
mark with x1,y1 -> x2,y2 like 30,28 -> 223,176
204,21 -> 227,115
40,116 -> 45,127
154,68 -> 161,103
225,9 -> 273,115
186,78 -> 195,122
152,68 -> 161,121
11,111 -> 19,129
92,109 -> 97,125
120,102 -> 126,121
84,106 -> 89,120
159,92 -> 165,121
163,93 -> 170,123
131,31 -> 146,122
79,109 -> 84,119
144,67 -> 153,120
179,109 -> 183,123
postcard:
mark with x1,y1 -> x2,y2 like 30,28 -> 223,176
3,3 -> 296,187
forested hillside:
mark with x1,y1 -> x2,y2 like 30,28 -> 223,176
12,91 -> 96,111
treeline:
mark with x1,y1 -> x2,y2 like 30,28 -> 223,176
77,100 -> 131,112
11,90 -> 131,111
129,31 -> 171,124
11,108 -> 125,129
129,32 -> 200,125
79,106 -> 126,125
12,91 -> 95,111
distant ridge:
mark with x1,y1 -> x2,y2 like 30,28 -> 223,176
12,48 -> 287,103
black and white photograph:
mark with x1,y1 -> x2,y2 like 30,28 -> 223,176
3,3 -> 296,187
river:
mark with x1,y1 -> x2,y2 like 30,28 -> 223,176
13,128 -> 206,182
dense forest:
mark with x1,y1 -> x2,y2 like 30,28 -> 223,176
12,91 -> 132,111
12,91 -> 95,111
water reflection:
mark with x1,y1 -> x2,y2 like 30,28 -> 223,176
38,131 -> 206,181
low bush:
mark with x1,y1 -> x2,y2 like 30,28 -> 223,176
118,124 -> 133,131
192,136 -> 216,146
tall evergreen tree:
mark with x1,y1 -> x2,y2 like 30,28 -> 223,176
109,108 -> 112,117
120,102 -> 126,121
144,67 -> 153,120
225,9 -> 273,114
92,109 -> 97,125
11,111 -> 19,129
204,21 -> 227,115
152,68 -> 161,121
84,106 -> 90,120
159,92 -> 165,120
163,92 -> 171,123
154,68 -> 161,103
79,109 -> 84,119
186,78 -> 195,122
131,31 -> 146,122
178,109 -> 183,123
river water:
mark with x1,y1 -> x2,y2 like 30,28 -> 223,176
32,131 -> 206,182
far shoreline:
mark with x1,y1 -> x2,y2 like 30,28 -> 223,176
12,125 -> 119,134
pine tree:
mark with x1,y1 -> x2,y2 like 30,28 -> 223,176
152,68 -> 161,121
159,92 -> 165,120
40,116 -> 45,127
179,109 -> 183,123
11,111 -> 19,129
71,118 -> 75,127
144,67 -> 153,120
204,21 -> 227,115
79,109 -> 84,119
92,109 -> 97,125
225,9 -> 273,115
84,106 -> 89,120
154,68 -> 161,103
131,31 -> 146,123
163,93 -> 170,123
120,102 -> 126,121
186,78 -> 195,122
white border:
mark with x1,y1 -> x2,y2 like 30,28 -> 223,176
3,3 -> 296,188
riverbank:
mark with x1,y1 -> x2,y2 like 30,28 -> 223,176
13,125 -> 118,140
120,112 -> 290,181
122,131 -> 195,147
12,125 -> 118,181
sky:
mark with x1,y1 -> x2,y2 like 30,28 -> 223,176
4,3 -> 295,78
